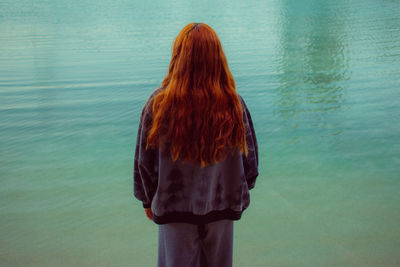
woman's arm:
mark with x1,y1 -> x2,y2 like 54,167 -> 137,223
133,94 -> 159,210
238,95 -> 259,189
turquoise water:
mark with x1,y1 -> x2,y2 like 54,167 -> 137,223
1,0 -> 400,266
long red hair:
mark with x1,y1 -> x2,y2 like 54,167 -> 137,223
146,23 -> 248,167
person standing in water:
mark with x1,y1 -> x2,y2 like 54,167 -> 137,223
133,22 -> 259,267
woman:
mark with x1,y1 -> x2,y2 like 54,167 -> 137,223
133,22 -> 258,267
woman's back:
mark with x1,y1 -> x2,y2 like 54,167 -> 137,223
134,87 -> 258,225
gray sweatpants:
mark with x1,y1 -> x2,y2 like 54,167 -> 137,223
157,220 -> 234,267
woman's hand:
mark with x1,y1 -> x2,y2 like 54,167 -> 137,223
144,208 -> 153,221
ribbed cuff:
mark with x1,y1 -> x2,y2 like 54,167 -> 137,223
247,174 -> 258,190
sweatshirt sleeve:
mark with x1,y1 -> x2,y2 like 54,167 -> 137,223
133,94 -> 159,209
238,95 -> 259,190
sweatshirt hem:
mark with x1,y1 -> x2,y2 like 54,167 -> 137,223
152,208 -> 245,225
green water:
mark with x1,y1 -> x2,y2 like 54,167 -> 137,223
1,0 -> 400,266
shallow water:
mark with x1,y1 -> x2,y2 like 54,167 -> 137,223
1,0 -> 400,266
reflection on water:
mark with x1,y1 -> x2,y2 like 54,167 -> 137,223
31,26 -> 59,127
275,1 -> 349,143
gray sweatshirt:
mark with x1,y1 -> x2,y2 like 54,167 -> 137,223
133,88 -> 258,225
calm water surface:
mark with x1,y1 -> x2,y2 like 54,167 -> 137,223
1,0 -> 400,266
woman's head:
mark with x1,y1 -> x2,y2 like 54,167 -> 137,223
147,23 -> 247,167
162,23 -> 233,90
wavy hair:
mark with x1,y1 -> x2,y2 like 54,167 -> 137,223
146,23 -> 248,167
